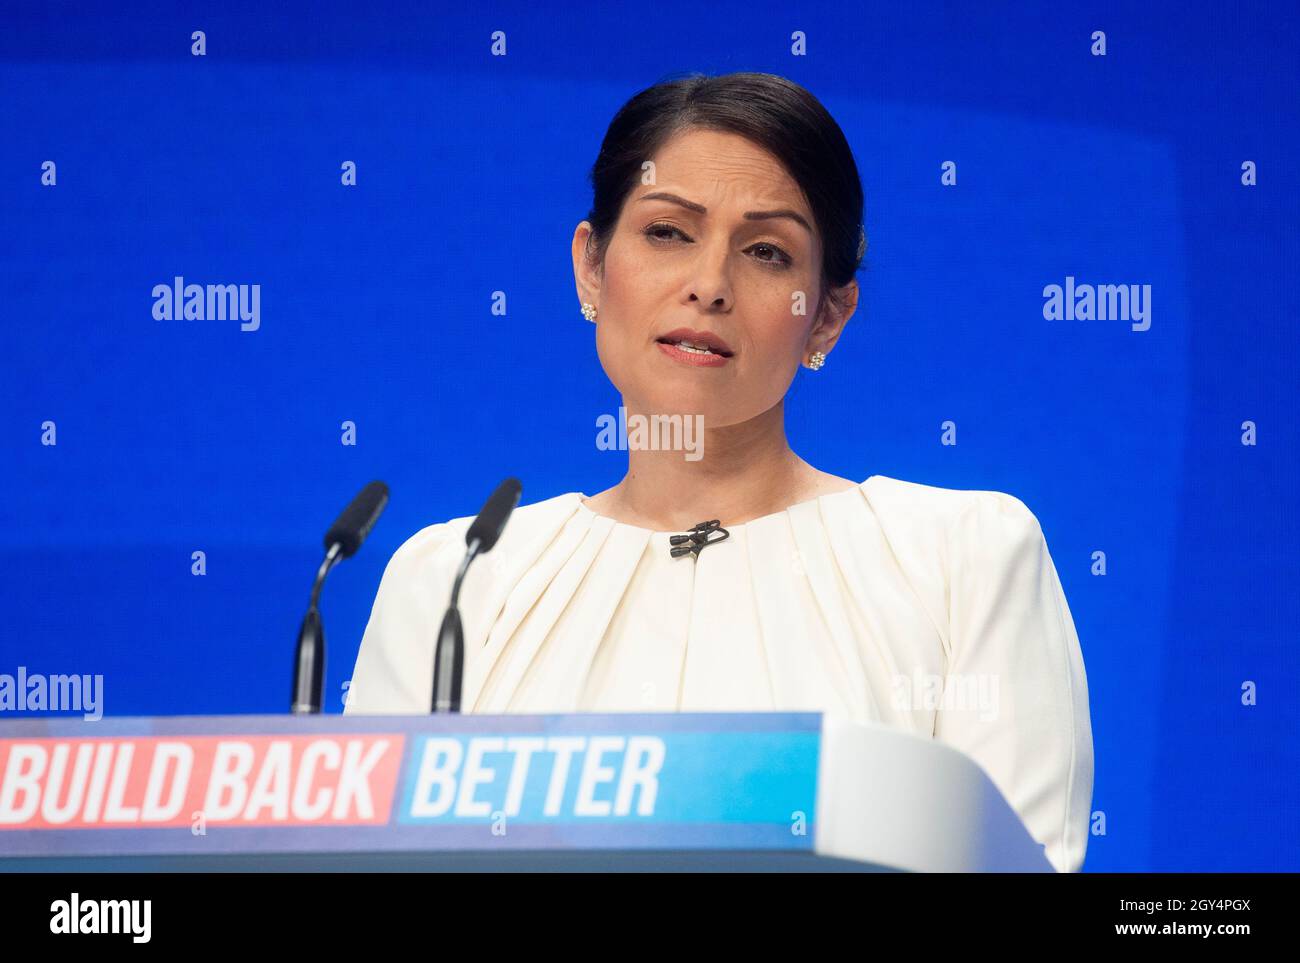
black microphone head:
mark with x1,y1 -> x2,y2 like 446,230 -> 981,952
465,478 -> 522,554
324,480 -> 390,559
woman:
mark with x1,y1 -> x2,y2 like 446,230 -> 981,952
345,72 -> 1094,873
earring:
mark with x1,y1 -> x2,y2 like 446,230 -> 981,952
807,351 -> 826,371
581,303 -> 597,322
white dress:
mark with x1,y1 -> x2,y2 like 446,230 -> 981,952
344,473 -> 1094,872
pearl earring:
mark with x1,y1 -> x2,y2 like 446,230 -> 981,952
581,303 -> 597,322
807,351 -> 826,371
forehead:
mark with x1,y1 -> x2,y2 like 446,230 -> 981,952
645,128 -> 807,208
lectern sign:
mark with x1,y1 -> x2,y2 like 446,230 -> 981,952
0,712 -> 821,857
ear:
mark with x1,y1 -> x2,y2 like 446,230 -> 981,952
572,221 -> 603,307
805,278 -> 859,357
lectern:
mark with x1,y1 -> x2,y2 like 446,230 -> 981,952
0,712 -> 1053,872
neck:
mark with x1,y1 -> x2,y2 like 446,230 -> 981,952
595,398 -> 824,532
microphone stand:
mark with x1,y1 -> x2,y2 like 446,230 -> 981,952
432,539 -> 480,714
430,476 -> 522,714
291,541 -> 343,714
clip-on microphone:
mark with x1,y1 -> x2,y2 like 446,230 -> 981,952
668,519 -> 730,559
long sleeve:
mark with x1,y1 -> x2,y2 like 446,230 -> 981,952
935,491 -> 1094,872
343,523 -> 453,716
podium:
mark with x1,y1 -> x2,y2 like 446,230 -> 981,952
0,711 -> 1053,872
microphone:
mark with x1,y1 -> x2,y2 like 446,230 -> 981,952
668,519 -> 731,559
324,480 -> 389,559
291,481 -> 390,714
465,478 -> 521,555
432,478 -> 523,713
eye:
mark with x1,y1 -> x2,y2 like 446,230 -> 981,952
643,223 -> 792,268
643,222 -> 690,243
745,241 -> 792,267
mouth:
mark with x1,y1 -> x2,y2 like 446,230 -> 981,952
654,328 -> 734,358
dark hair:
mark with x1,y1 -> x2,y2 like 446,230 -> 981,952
583,71 -> 866,317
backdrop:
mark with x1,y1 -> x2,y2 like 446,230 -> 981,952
1,1 -> 1296,872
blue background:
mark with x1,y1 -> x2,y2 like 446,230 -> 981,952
0,1 -> 1296,871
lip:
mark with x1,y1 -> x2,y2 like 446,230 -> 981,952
656,341 -> 731,367
655,327 -> 734,356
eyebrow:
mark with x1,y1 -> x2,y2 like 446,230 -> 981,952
636,191 -> 812,234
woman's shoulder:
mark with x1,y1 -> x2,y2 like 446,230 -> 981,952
866,472 -> 1033,511
385,489 -> 586,565
863,474 -> 1042,542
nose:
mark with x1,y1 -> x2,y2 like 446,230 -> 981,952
687,239 -> 734,312
689,291 -> 730,311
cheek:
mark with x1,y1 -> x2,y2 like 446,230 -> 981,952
601,240 -> 651,305
746,301 -> 810,369
593,321 -> 619,368
592,311 -> 640,398
591,244 -> 659,367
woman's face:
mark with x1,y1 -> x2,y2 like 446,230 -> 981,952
573,127 -> 856,428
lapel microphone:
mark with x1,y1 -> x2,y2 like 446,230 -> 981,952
668,519 -> 731,559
